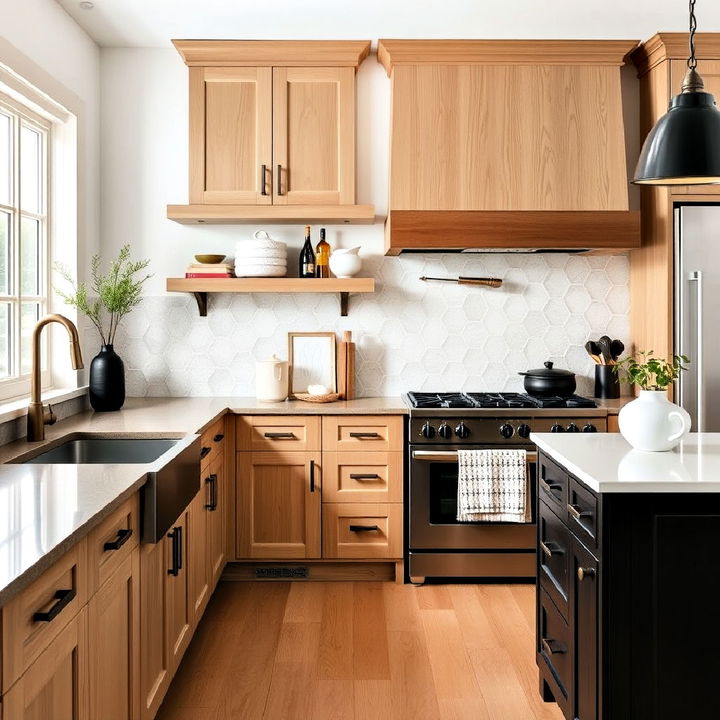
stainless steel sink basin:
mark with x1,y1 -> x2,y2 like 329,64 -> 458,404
22,437 -> 180,464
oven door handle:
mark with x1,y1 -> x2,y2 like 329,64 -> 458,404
411,450 -> 537,463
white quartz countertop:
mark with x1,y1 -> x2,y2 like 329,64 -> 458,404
531,432 -> 720,493
0,396 -> 406,605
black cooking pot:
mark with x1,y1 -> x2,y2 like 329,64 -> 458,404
519,361 -> 577,397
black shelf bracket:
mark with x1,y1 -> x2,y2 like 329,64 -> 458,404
340,292 -> 349,317
193,292 -> 208,317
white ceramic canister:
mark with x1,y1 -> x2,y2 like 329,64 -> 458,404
617,389 -> 691,452
255,354 -> 288,402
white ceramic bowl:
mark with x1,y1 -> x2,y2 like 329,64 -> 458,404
329,248 -> 362,278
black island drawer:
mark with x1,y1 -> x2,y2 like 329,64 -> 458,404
539,455 -> 568,512
567,477 -> 599,550
539,499 -> 570,621
538,587 -> 571,718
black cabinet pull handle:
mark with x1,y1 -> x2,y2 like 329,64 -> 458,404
264,432 -> 296,439
33,588 -> 76,623
349,432 -> 380,439
205,474 -> 218,511
350,473 -> 381,480
540,478 -> 563,493
310,460 -> 315,493
260,164 -> 268,195
277,164 -> 283,195
349,524 -> 379,532
213,433 -> 225,443
567,503 -> 592,521
104,528 -> 133,551
200,446 -> 211,459
168,526 -> 182,576
541,638 -> 565,656
539,540 -> 555,558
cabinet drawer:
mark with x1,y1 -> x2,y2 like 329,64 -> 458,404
568,477 -> 599,550
200,415 -> 226,468
539,499 -> 570,621
322,452 -> 403,503
538,588 -> 570,713
321,415 -> 403,452
237,415 -> 320,452
87,495 -> 139,595
539,455 -> 568,513
2,539 -> 88,690
322,503 -> 402,559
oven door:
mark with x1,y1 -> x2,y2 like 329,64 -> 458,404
409,447 -> 537,551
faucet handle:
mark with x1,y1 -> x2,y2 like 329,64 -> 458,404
44,404 -> 57,427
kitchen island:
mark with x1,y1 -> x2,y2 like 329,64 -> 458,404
530,432 -> 720,720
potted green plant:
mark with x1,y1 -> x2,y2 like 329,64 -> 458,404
613,352 -> 691,451
55,245 -> 151,411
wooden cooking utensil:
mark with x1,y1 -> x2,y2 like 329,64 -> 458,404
598,336 -> 614,365
610,339 -> 625,361
585,340 -> 604,364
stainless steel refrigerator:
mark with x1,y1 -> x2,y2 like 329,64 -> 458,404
675,204 -> 720,432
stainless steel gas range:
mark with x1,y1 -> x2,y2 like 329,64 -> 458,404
404,392 -> 608,584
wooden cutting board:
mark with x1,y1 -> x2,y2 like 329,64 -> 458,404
337,336 -> 347,399
344,331 -> 355,400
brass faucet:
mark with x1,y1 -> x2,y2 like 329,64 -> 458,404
27,314 -> 84,442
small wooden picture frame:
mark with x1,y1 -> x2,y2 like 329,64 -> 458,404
288,332 -> 337,397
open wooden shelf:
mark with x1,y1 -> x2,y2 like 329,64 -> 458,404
166,277 -> 375,317
166,204 -> 376,225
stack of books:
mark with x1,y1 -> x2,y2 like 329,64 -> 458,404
184,261 -> 235,279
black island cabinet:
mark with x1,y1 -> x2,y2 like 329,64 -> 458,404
536,450 -> 720,720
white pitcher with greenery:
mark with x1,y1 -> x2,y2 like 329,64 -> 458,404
55,245 -> 151,411
614,352 -> 691,452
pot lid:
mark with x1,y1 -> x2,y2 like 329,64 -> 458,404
257,353 -> 286,365
519,361 -> 575,378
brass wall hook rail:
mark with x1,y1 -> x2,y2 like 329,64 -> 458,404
420,276 -> 503,288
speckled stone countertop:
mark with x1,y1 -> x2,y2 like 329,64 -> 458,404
0,396 -> 407,605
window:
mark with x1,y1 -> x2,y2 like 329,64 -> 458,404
0,92 -> 49,399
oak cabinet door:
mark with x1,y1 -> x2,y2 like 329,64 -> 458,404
206,452 -> 227,590
165,513 -> 192,672
3,608 -> 88,720
189,66 -> 273,205
187,489 -> 211,629
139,537 -> 171,720
272,66 -> 355,205
88,550 -> 140,720
237,451 -> 321,559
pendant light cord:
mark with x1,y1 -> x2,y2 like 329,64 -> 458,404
688,0 -> 698,70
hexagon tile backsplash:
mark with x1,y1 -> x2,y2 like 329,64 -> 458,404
85,252 -> 629,399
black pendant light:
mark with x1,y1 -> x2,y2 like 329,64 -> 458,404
633,0 -> 720,185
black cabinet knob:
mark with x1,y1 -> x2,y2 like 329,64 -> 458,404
438,423 -> 452,439
550,424 -> 565,433
566,423 -> 580,433
455,422 -> 471,439
583,424 -> 597,433
499,423 -> 514,439
517,423 -> 531,439
420,422 -> 435,439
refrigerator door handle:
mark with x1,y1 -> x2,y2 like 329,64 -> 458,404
689,270 -> 704,431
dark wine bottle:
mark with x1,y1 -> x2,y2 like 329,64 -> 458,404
299,225 -> 315,278
315,228 -> 330,278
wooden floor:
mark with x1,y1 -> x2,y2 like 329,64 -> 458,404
157,581 -> 563,720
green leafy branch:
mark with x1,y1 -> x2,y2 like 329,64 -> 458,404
54,245 -> 152,346
613,351 -> 689,391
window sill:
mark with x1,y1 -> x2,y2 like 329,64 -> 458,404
0,386 -> 88,425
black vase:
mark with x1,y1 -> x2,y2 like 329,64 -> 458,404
89,344 -> 126,411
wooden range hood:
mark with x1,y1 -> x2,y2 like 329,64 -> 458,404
378,40 -> 641,255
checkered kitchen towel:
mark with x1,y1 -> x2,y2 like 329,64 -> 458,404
456,449 -> 531,523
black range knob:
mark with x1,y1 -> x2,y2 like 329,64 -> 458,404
499,423 -> 514,439
420,422 -> 435,439
550,424 -> 565,433
517,423 -> 531,439
438,422 -> 452,439
455,422 -> 471,439
566,423 -> 580,433
583,424 -> 597,433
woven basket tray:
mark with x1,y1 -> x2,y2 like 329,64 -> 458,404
295,392 -> 341,403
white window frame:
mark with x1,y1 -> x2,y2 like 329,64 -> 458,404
0,91 -> 51,401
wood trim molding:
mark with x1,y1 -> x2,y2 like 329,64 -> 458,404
166,203 -> 375,224
385,210 -> 641,255
172,40 -> 371,69
631,33 -> 720,77
377,39 -> 639,75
